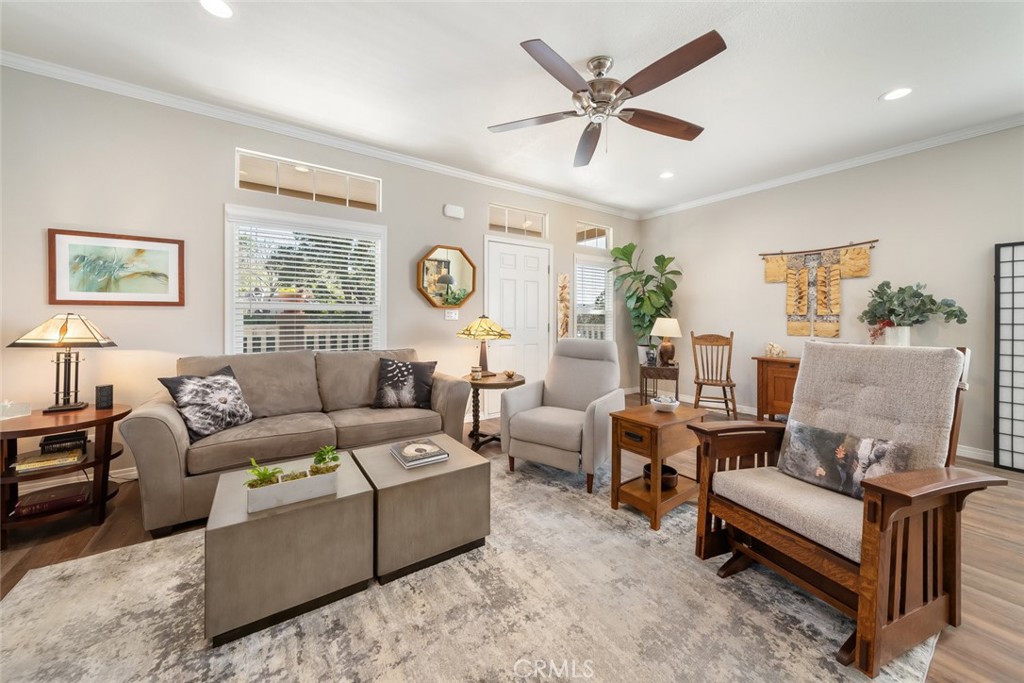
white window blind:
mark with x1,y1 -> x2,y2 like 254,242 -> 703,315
226,207 -> 385,354
574,256 -> 614,341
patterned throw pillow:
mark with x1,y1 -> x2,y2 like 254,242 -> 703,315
776,419 -> 912,499
372,359 -> 437,409
159,366 -> 253,443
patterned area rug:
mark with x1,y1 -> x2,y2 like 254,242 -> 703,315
0,459 -> 935,682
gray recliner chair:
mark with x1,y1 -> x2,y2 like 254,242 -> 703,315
501,339 -> 624,493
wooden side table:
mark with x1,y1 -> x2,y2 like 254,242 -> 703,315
0,404 -> 131,549
639,364 -> 679,405
610,404 -> 706,530
462,374 -> 525,451
752,356 -> 801,421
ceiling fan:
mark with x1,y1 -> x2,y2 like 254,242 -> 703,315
488,30 -> 727,167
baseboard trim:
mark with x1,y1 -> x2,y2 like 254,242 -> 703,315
956,445 -> 993,467
17,466 -> 139,495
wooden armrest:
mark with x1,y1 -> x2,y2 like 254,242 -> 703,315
688,421 -> 786,438
861,466 -> 1007,508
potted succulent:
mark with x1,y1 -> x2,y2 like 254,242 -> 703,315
244,455 -> 337,514
858,281 -> 967,346
610,242 -> 682,362
310,445 -> 341,476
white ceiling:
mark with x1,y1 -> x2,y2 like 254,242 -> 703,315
3,2 -> 1023,216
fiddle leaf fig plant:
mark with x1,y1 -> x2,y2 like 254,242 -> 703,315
858,281 -> 967,327
610,242 -> 682,343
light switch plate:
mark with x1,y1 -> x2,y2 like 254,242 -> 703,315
444,310 -> 459,321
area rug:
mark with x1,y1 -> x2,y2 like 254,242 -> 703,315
0,459 -> 935,682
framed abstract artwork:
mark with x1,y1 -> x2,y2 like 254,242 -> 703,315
48,229 -> 185,306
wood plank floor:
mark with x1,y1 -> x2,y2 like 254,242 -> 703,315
1,398 -> 1021,682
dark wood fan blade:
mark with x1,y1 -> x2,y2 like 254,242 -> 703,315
488,111 -> 580,133
521,39 -> 590,93
574,122 -> 602,167
620,30 -> 726,98
619,109 -> 704,141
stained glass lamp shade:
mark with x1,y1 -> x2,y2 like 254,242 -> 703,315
7,313 -> 117,413
455,315 -> 511,376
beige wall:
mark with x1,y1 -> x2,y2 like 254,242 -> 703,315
641,126 -> 1024,453
0,69 -> 641,466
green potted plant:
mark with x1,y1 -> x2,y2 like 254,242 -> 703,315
310,445 -> 341,476
245,455 -> 337,514
858,281 -> 967,345
610,242 -> 682,358
244,458 -> 283,489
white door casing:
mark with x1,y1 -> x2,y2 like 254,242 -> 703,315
484,235 -> 553,417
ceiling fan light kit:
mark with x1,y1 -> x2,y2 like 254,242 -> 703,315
489,30 -> 727,167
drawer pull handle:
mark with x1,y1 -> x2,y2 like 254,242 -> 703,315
624,431 -> 644,443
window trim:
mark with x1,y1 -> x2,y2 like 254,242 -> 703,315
223,204 -> 388,353
575,220 -> 613,251
487,202 -> 548,240
573,252 -> 615,342
235,148 -> 383,213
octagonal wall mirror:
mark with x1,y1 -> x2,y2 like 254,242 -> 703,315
416,245 -> 476,308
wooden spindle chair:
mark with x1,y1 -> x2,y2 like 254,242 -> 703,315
690,331 -> 738,419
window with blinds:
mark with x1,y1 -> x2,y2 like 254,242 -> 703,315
574,255 -> 614,341
225,206 -> 386,354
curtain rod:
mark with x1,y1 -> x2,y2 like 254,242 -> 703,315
758,239 -> 878,258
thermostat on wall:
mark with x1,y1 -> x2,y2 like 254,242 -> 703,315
443,204 -> 465,219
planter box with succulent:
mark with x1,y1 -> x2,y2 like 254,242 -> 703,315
858,280 -> 967,345
245,455 -> 338,514
610,242 -> 682,357
310,445 -> 341,476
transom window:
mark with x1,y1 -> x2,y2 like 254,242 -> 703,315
488,204 -> 546,239
225,205 -> 386,354
574,254 -> 615,341
576,222 -> 612,249
236,150 -> 381,212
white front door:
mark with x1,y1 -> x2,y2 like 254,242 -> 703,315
484,236 -> 552,417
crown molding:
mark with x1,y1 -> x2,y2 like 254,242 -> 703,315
640,114 -> 1024,220
0,51 -> 641,221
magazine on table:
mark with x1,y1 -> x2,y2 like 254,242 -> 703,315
389,439 -> 449,469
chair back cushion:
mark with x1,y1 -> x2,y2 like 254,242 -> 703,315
543,339 -> 620,411
779,342 -> 964,495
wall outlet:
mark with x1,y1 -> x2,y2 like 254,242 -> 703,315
444,309 -> 459,321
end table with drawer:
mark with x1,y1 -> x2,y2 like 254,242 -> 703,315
610,404 -> 706,530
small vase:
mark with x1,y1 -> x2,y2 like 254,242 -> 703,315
884,326 -> 911,347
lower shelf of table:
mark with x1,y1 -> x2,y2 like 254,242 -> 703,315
3,480 -> 120,528
617,476 -> 698,513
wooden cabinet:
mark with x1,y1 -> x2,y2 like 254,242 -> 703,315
639,364 -> 679,404
752,357 -> 800,421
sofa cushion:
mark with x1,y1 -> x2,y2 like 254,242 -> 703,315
316,349 -> 419,411
509,406 -> 585,453
177,351 -> 321,418
328,407 -> 441,447
713,466 -> 864,563
159,366 -> 253,443
789,342 -> 964,471
372,359 -> 437,409
777,419 -> 913,499
187,412 -> 335,475
543,339 -> 619,412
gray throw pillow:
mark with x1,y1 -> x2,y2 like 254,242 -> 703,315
372,359 -> 437,409
776,419 -> 912,499
159,366 -> 253,442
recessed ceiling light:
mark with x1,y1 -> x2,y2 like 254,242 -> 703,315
522,220 -> 533,229
659,171 -> 674,179
200,0 -> 233,19
880,87 -> 912,102
294,166 -> 310,173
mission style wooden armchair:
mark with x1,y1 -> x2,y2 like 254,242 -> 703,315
688,342 -> 1005,678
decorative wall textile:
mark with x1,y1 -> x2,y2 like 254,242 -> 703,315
557,273 -> 570,338
762,240 -> 876,337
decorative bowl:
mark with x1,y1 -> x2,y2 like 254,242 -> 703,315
651,398 -> 679,412
643,463 -> 678,490
503,370 -> 516,379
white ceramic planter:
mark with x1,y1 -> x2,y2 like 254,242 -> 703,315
884,326 -> 911,347
246,469 -> 337,513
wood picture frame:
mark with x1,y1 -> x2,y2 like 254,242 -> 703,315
48,229 -> 185,306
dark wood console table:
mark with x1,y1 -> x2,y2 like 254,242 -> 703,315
639,364 -> 679,405
752,356 -> 800,421
1,404 -> 131,549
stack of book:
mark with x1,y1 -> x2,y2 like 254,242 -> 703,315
389,439 -> 449,469
13,431 -> 89,473
10,483 -> 90,517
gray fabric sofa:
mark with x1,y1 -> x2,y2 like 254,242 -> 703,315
119,348 -> 470,532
